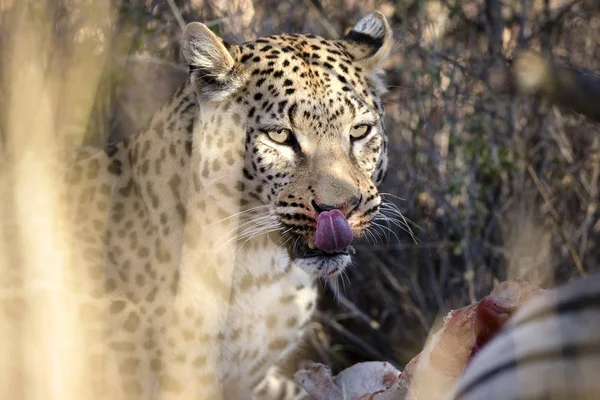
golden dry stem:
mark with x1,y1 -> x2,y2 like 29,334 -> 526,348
0,2 -> 122,399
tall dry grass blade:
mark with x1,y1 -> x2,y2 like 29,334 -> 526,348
0,2 -> 123,399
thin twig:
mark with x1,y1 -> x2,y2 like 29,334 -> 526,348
317,313 -> 400,368
527,165 -> 586,276
307,322 -> 333,366
166,0 -> 186,31
524,0 -> 584,43
484,0 -> 503,60
305,0 -> 339,38
372,255 -> 431,333
578,137 -> 600,264
327,280 -> 381,330
518,0 -> 530,47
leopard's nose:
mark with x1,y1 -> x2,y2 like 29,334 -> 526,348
311,195 -> 361,217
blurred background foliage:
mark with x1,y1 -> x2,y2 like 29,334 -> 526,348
1,0 -> 600,374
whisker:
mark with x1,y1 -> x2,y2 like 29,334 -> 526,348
378,201 -> 423,231
364,226 -> 382,245
370,221 -> 400,245
378,209 -> 422,233
379,192 -> 406,202
208,204 -> 273,225
234,221 -> 281,242
327,275 -> 340,303
185,208 -> 276,249
215,216 -> 280,250
379,206 -> 419,243
341,263 -> 352,288
376,210 -> 393,243
374,215 -> 416,242
276,228 -> 295,250
233,226 -> 284,258
366,223 -> 386,245
236,226 -> 281,256
377,201 -> 423,243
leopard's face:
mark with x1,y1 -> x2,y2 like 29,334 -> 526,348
183,12 -> 392,278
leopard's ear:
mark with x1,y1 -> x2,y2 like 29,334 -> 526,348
182,22 -> 247,102
340,12 -> 392,72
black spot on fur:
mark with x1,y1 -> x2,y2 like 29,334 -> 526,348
243,168 -> 255,180
108,159 -> 123,176
105,144 -> 119,157
277,100 -> 288,114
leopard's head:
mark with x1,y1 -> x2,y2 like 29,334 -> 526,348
183,12 -> 391,278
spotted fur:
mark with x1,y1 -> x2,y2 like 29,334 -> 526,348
49,11 -> 392,400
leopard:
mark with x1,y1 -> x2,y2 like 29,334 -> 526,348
5,11 -> 393,400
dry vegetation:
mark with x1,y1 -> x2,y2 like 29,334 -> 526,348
1,0 -> 600,395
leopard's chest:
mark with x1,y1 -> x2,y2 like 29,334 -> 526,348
219,245 -> 317,389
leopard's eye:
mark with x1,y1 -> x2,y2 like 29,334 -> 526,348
350,124 -> 372,140
267,129 -> 292,144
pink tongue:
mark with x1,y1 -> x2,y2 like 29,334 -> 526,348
314,209 -> 353,253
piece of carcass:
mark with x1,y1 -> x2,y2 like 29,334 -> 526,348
295,279 -> 544,400
398,279 -> 544,399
